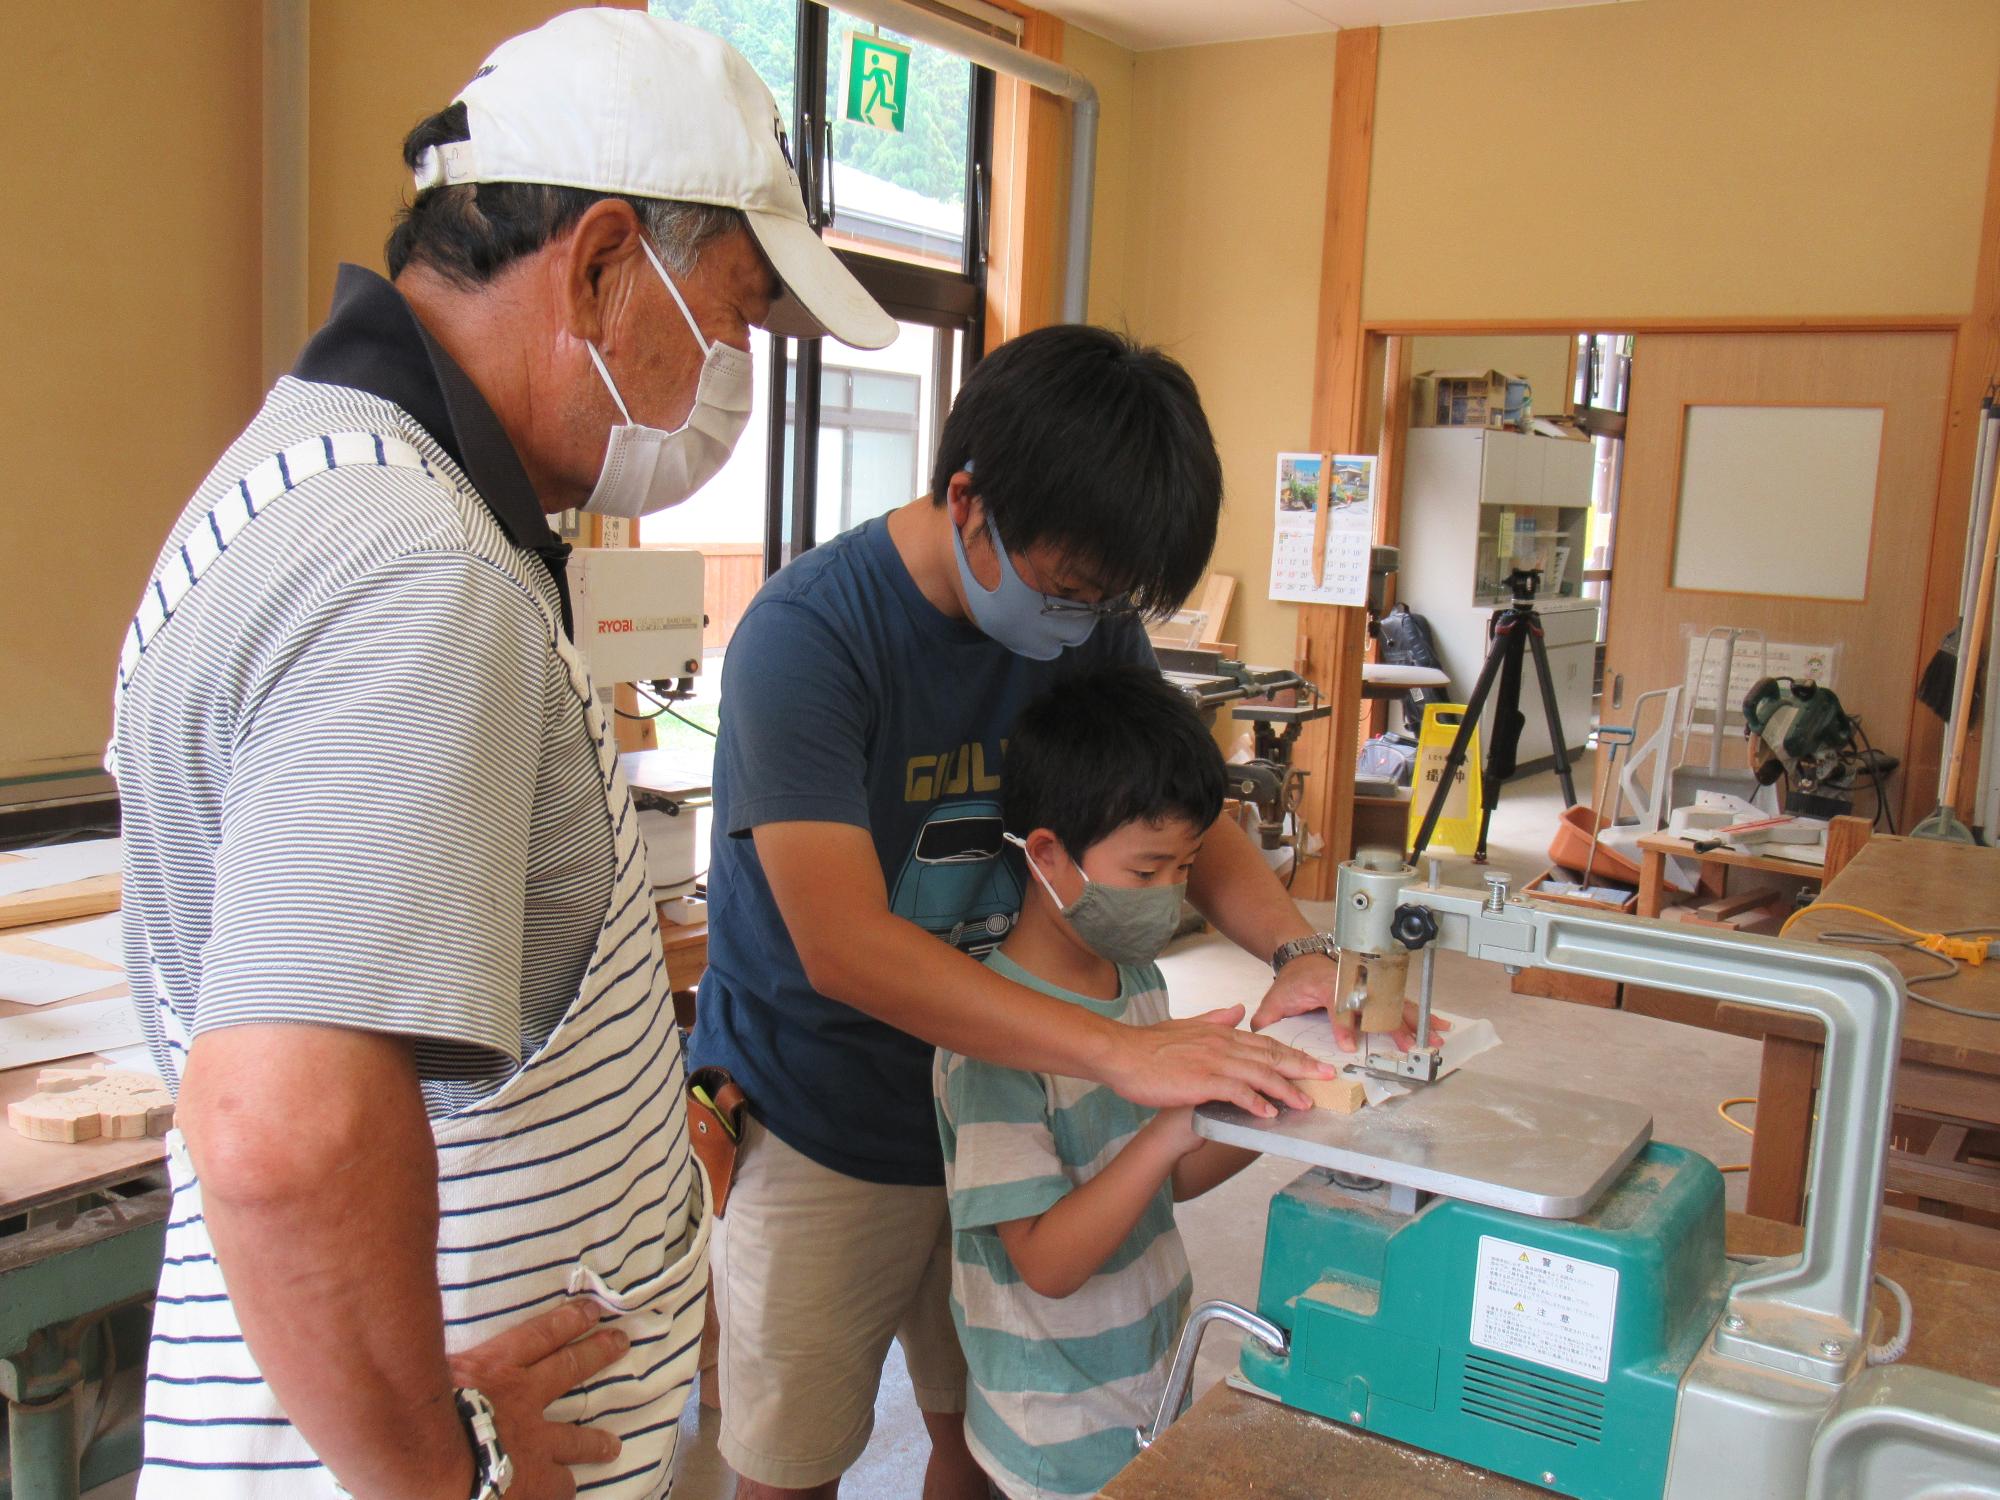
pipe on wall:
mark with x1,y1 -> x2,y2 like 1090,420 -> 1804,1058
810,0 -> 1098,322
262,0 -> 311,385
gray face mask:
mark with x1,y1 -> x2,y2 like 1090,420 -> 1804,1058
1006,832 -> 1185,966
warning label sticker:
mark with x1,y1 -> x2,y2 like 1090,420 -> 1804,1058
1468,1234 -> 1620,1383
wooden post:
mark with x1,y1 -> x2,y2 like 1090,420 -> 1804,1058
1906,86 -> 2000,828
1746,1035 -> 1821,1225
1291,27 -> 1381,900
985,9 -> 1067,345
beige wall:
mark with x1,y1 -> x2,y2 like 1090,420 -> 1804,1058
1066,25 -> 1138,333
308,1 -> 618,325
1115,33 -> 1338,671
1084,0 -> 2000,696
0,1 -> 621,787
0,2 -> 262,783
1366,0 -> 2000,322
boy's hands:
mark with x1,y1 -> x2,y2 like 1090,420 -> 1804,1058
1105,1004 -> 1331,1118
1145,1106 -> 1204,1159
1249,952 -> 1449,1054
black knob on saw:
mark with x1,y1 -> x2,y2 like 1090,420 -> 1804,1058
1391,904 -> 1439,950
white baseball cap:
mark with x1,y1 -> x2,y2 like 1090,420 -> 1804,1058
413,8 -> 897,350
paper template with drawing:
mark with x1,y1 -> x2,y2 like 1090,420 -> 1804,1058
1268,453 -> 1375,607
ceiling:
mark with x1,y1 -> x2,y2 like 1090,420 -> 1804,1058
1033,0 -> 1633,52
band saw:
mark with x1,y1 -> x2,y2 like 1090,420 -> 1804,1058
1142,855 -> 2000,1498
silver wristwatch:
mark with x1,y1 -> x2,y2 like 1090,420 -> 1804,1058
455,1386 -> 514,1499
1270,933 -> 1337,974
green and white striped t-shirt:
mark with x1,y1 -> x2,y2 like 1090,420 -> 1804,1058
934,951 -> 1194,1500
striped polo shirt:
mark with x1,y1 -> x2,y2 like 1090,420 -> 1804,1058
934,951 -> 1195,1500
113,266 -> 613,1115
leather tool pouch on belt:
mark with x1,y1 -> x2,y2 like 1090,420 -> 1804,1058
687,1067 -> 748,1217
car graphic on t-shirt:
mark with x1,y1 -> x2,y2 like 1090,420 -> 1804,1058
888,800 -> 1023,956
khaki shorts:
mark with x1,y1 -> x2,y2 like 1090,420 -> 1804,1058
713,1116 -> 967,1489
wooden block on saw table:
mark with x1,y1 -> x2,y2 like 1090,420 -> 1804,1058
10,1068 -> 174,1144
37,1065 -> 161,1096
8,1093 -> 105,1143
1300,1075 -> 1367,1113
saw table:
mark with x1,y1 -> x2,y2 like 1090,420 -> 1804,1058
1103,1214 -> 2000,1498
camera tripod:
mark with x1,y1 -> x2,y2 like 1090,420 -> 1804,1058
1408,568 -> 1579,863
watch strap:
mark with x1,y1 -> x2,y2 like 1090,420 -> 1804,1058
1270,933 -> 1337,974
455,1386 -> 514,1499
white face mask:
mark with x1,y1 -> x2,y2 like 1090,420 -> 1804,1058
582,238 -> 755,518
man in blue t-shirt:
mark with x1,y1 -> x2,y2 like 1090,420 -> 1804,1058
694,326 -> 1395,1500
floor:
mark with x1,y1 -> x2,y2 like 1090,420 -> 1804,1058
87,755 -> 1765,1500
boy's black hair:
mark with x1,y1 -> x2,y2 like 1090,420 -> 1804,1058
930,325 -> 1221,618
1003,664 -> 1227,861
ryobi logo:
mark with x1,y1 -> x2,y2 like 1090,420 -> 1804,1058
597,616 -> 699,635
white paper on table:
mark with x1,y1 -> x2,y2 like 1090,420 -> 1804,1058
96,1043 -> 163,1076
1261,1008 -> 1501,1106
0,951 -> 121,1007
0,837 -> 122,898
36,912 -> 123,966
0,996 -> 142,1070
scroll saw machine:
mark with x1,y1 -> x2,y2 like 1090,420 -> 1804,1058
1142,855 -> 2000,1498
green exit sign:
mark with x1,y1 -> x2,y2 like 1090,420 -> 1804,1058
845,33 -> 911,133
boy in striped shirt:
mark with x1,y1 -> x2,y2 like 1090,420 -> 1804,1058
934,665 -> 1261,1499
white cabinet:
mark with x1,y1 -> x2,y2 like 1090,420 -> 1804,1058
1396,428 -> 1600,763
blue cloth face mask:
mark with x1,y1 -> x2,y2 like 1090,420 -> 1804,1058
1005,832 -> 1186,966
951,510 -> 1100,661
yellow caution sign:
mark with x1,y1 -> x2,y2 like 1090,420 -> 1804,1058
1407,703 -> 1483,856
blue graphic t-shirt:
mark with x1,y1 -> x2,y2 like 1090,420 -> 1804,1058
691,515 -> 1153,1185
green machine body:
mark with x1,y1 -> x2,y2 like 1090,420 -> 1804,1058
1239,1143 -> 1731,1499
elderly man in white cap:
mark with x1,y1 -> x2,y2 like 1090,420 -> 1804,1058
110,12 -> 891,1500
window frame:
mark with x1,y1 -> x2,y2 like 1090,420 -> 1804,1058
761,3 -> 994,576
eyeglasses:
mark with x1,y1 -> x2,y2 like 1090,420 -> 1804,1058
1038,593 -> 1141,622
1001,525 -> 1139,621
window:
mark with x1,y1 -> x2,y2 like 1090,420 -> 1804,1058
638,0 -> 993,766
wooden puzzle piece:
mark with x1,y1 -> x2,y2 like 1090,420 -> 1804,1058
8,1092 -> 105,1143
9,1065 -> 174,1144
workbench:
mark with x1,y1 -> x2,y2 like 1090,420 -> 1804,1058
1632,829 -> 1825,921
1,899 -> 165,1500
1629,835 -> 2000,1265
1100,1212 -> 2000,1497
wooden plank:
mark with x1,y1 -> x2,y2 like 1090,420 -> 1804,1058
1511,966 -> 1619,1007
1745,1034 -> 1818,1224
0,873 -> 120,932
1822,814 -> 1873,880
1291,26 -> 1379,898
1101,1381 -> 1545,1500
1885,1150 -> 2000,1216
1637,844 -> 1666,919
1906,88 -> 2000,827
1879,1203 -> 2000,1273
1789,837 -> 2000,1074
1895,1060 -> 2000,1122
